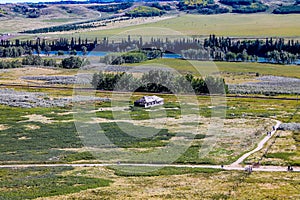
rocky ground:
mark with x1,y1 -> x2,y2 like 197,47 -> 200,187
21,65 -> 172,85
278,123 -> 300,131
0,88 -> 110,108
21,75 -> 76,85
229,75 -> 300,95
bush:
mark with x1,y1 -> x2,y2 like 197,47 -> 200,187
89,2 -> 132,13
57,50 -> 65,56
273,5 -> 300,14
22,55 -> 42,65
219,0 -> 256,6
198,4 -> 229,14
232,3 -> 268,13
150,2 -> 171,11
22,55 -> 57,67
126,6 -> 165,17
61,56 -> 84,69
0,60 -> 22,69
102,51 -> 148,65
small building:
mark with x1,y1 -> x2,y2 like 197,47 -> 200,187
134,96 -> 164,108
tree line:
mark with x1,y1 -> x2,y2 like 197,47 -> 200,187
20,15 -> 128,34
88,2 -> 133,13
0,55 -> 85,69
178,0 -> 268,14
1,35 -> 299,64
201,35 -> 299,64
0,37 -> 97,57
177,0 -> 229,14
0,60 -> 22,69
91,70 -> 227,94
273,5 -> 300,14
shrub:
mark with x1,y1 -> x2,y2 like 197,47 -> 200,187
88,2 -> 132,13
219,0 -> 256,6
232,2 -> 268,13
102,51 -> 148,65
126,6 -> 165,17
22,55 -> 42,65
61,56 -> 84,69
273,5 -> 300,14
0,60 -> 22,69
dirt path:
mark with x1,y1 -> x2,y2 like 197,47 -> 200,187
0,163 -> 299,172
230,119 -> 282,166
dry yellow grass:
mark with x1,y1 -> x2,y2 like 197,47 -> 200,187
35,167 -> 300,200
37,167 -> 237,200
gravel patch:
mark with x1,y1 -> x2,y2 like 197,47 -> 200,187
21,74 -> 93,85
22,75 -> 76,85
0,124 -> 9,131
0,88 -> 110,108
82,64 -> 173,73
21,64 -> 173,85
278,123 -> 300,131
229,76 -> 300,94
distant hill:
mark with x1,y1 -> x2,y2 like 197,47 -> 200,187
0,0 -> 298,20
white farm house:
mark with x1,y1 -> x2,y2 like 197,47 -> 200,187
134,96 -> 164,108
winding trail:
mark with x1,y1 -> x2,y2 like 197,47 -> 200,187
230,119 -> 282,166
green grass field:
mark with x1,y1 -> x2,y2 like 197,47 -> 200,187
12,13 -> 300,41
59,14 -> 300,39
126,59 -> 300,79
0,167 -> 112,199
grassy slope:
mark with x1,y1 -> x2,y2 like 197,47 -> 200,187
0,4 -> 101,33
126,59 -> 300,78
65,14 -> 300,38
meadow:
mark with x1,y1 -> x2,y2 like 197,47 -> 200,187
20,166 -> 299,200
1,165 -> 299,199
1,5 -> 300,198
246,130 -> 300,166
5,13 -> 300,41
0,85 -> 299,165
50,14 -> 300,39
0,167 -> 112,199
125,59 -> 300,82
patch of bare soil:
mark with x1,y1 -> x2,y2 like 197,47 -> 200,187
24,124 -> 41,130
18,136 -> 30,140
21,114 -> 53,124
57,111 -> 77,116
0,124 -> 9,131
0,67 -> 64,85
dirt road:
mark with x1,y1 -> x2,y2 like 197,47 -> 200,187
0,162 -> 299,172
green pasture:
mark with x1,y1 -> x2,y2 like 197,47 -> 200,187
54,14 -> 300,39
125,59 -> 300,78
0,167 -> 111,199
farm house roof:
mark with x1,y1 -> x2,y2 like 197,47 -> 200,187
135,96 -> 163,103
